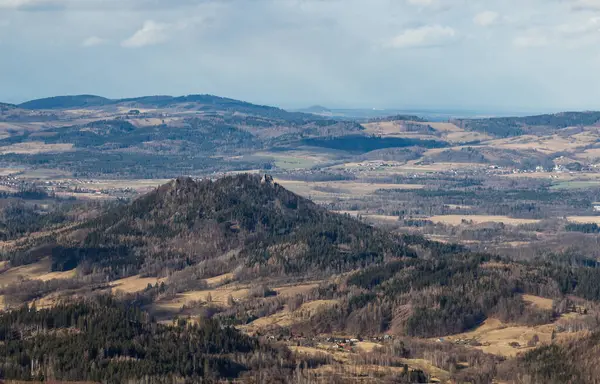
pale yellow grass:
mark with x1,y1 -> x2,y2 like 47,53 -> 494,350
110,275 -> 166,294
488,134 -> 596,154
0,142 -> 73,154
30,292 -> 64,309
55,192 -> 115,200
427,122 -> 463,132
274,282 -> 321,296
399,161 -> 487,172
401,359 -> 451,382
522,294 -> 554,310
0,224 -> 76,251
275,179 -> 422,201
428,215 -> 539,226
575,147 -> 600,160
445,131 -> 493,142
158,282 -> 323,316
37,269 -> 76,282
248,299 -> 338,329
0,258 -> 75,286
443,318 -> 582,357
361,121 -> 432,137
77,179 -> 170,191
356,341 -> 381,352
336,211 -> 399,224
567,216 -> 600,224
0,168 -> 24,176
294,346 -> 450,381
156,287 -> 250,311
15,168 -> 72,180
205,273 -> 234,287
503,172 -> 600,181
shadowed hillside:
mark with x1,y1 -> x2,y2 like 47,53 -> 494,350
6,174 -> 412,280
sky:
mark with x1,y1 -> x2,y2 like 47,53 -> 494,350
1,0 -> 600,112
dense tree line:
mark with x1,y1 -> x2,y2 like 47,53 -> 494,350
0,297 -> 296,383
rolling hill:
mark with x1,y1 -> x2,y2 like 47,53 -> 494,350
8,174 -> 413,280
452,111 -> 600,138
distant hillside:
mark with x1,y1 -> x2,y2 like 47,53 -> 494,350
296,105 -> 332,114
0,102 -> 16,110
18,94 -> 314,120
18,95 -> 112,110
7,174 -> 412,279
367,114 -> 426,123
302,134 -> 448,153
453,111 -> 600,138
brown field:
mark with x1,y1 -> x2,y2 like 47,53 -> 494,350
75,179 -> 170,191
249,299 -> 338,328
275,179 -> 422,201
336,211 -> 399,224
292,345 -> 450,381
0,258 -> 75,286
0,167 -> 25,176
522,294 -> 554,310
445,131 -> 493,142
155,287 -> 250,311
156,281 -> 322,315
273,282 -> 321,296
55,192 -> 116,200
362,120 -> 489,143
0,224 -> 76,251
399,161 -> 487,172
14,168 -> 72,180
205,273 -> 234,287
487,133 -> 596,154
361,121 -> 427,137
575,147 -> 600,160
567,216 -> 600,224
0,142 -> 74,154
427,215 -> 540,226
442,317 -> 585,357
110,275 -> 166,294
356,341 -> 381,352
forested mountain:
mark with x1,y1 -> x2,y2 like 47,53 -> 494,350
17,94 -> 317,122
18,95 -> 112,110
2,174 -> 600,382
452,111 -> 600,137
6,175 -> 412,280
0,296 -> 296,383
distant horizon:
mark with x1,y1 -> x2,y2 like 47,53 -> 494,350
1,92 -> 587,118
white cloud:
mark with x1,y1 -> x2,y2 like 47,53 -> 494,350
407,0 -> 435,5
514,33 -> 549,48
556,16 -> 600,35
473,11 -> 499,27
569,0 -> 600,11
121,20 -> 171,48
82,36 -> 107,47
387,25 -> 456,48
0,0 -> 63,10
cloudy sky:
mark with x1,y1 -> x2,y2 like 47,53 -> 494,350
1,0 -> 599,112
